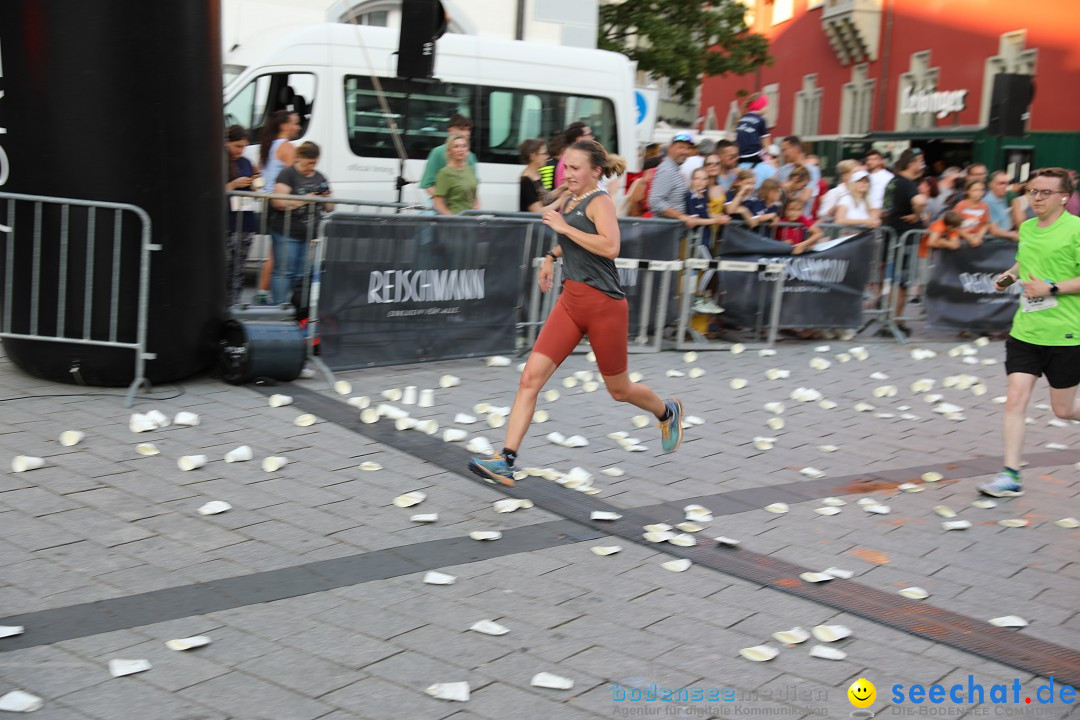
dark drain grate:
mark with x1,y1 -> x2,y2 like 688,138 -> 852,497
274,384 -> 1080,687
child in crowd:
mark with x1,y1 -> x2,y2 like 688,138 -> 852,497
685,168 -> 712,226
777,197 -> 823,254
722,169 -> 758,223
745,178 -> 783,234
953,179 -> 990,248
925,210 -> 966,251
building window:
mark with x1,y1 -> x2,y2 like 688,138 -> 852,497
980,30 -> 1037,126
895,50 -> 940,132
793,74 -> 822,137
771,0 -> 793,25
840,63 -> 874,135
762,83 -> 780,130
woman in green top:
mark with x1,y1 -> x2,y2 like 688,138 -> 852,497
433,135 -> 479,215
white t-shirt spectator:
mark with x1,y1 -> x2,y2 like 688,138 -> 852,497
836,193 -> 873,223
818,184 -> 850,222
868,168 -> 894,209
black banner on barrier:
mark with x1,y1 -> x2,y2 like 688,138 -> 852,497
614,219 -> 683,330
924,240 -> 1020,331
318,215 -> 527,369
717,225 -> 875,329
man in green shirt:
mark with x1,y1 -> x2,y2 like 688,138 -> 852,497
981,167 -> 1080,497
420,114 -> 478,200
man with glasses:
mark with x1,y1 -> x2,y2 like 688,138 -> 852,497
648,133 -> 710,228
981,167 -> 1080,497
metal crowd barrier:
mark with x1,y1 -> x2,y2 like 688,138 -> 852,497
0,191 -> 156,406
675,257 -> 786,350
226,191 -> 416,269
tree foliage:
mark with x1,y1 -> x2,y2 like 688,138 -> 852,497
599,0 -> 771,104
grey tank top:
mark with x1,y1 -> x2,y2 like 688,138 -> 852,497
558,192 -> 625,299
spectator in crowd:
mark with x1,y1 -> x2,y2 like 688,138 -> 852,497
723,169 -> 759,225
735,177 -> 782,234
985,170 -> 1019,241
834,169 -> 881,228
225,125 -> 259,308
538,132 -> 564,191
817,159 -> 862,222
681,138 -> 715,182
925,210 -> 968,250
433,135 -> 479,215
703,152 -> 726,215
753,143 -> 781,188
777,136 -> 821,216
925,167 -> 962,220
554,122 -> 593,188
421,114 -> 477,200
1011,177 -> 1037,228
943,162 -> 989,211
1066,169 -> 1080,214
881,147 -> 927,334
685,168 -> 712,224
953,178 -> 990,247
777,197 -> 824,254
865,149 -> 894,210
254,109 -> 301,304
780,164 -> 814,218
647,134 -> 710,228
519,138 -> 566,213
736,93 -> 771,167
712,140 -> 740,194
270,141 -> 332,305
642,143 -> 662,170
806,154 -> 830,217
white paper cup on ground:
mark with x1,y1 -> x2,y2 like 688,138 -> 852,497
486,355 -> 511,367
173,411 -> 200,427
224,445 -> 253,463
129,414 -> 157,433
11,456 -> 45,473
261,456 -> 287,472
0,690 -> 44,713
293,414 -> 317,427
415,419 -> 439,435
348,395 -> 371,409
145,410 -> 170,428
418,389 -> 435,407
135,443 -> 160,456
381,388 -> 403,401
165,635 -> 211,651
59,430 -> 85,447
531,672 -> 574,690
443,428 -> 468,443
402,386 -> 418,405
177,455 -> 208,472
333,380 -> 352,395
108,658 -> 152,677
197,501 -> 231,515
426,682 -> 470,702
360,408 -> 380,424
268,394 -> 293,408
439,374 -> 461,388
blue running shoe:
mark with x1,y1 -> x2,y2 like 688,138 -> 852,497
977,472 -> 1023,498
658,398 -> 684,453
468,454 -> 515,487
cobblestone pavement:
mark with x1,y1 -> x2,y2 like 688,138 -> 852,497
1,335 -> 1078,720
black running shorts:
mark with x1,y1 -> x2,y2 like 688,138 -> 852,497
1005,335 -> 1080,389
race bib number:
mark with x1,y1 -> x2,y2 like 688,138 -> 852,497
1021,294 -> 1058,313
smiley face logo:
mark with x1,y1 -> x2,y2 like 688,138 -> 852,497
848,678 -> 876,708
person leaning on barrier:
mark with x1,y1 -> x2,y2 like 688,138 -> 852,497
519,138 -> 567,213
420,114 -> 477,202
225,125 -> 260,308
925,211 -> 965,250
979,167 -> 1080,499
777,197 -> 824,255
833,169 -> 881,229
648,133 -> 713,228
953,177 -> 990,248
270,141 -> 333,305
817,159 -> 862,222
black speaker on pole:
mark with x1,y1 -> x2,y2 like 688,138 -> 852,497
397,0 -> 447,79
987,73 -> 1034,137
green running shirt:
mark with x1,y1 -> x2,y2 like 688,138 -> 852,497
1010,211 -> 1080,346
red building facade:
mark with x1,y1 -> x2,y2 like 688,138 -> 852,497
700,0 -> 1080,171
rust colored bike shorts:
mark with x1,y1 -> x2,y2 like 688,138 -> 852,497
533,280 -> 629,377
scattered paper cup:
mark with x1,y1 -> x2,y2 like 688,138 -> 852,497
224,445 -> 253,463
443,428 -> 468,443
402,386 -> 418,405
418,389 -> 435,407
360,408 -> 380,424
661,558 -> 692,572
135,443 -> 160,456
381,388 -> 403,401
173,412 -> 200,427
439,374 -> 461,388
899,587 -> 929,600
426,682 -> 470,702
810,645 -> 847,660
293,414 -> 317,427
59,430 -> 85,447
129,414 -> 157,433
486,356 -> 511,367
11,456 -> 44,473
730,378 -> 748,389
811,624 -> 852,642
177,455 -> 207,472
165,635 -> 211,651
469,620 -> 510,636
772,627 -> 810,644
197,501 -> 231,516
543,389 -> 560,402
261,456 -> 287,472
0,625 -> 24,638
145,410 -> 170,428
333,380 -> 352,395
531,672 -> 574,690
394,491 -> 426,508
269,394 -> 294,408
533,410 -> 550,423
411,513 -> 438,523
739,645 -> 778,662
423,571 -> 456,585
0,690 -> 44,713
108,658 -> 152,677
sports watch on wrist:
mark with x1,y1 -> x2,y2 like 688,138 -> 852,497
1049,282 -> 1060,296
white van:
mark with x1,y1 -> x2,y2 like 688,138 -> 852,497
224,23 -> 639,211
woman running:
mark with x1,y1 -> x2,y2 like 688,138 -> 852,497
469,139 -> 684,486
